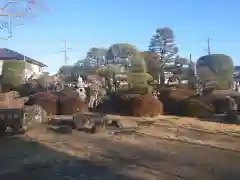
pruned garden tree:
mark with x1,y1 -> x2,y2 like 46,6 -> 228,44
172,56 -> 190,81
128,55 -> 154,94
57,65 -> 75,83
106,43 -> 138,65
148,27 -> 178,87
86,47 -> 108,67
96,64 -> 121,77
73,58 -> 97,77
140,51 -> 161,80
196,54 -> 234,90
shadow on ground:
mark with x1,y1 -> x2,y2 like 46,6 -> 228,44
1,125 -> 240,180
82,134 -> 240,180
0,136 -> 144,180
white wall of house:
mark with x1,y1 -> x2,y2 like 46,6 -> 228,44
24,61 -> 44,80
0,60 -> 3,75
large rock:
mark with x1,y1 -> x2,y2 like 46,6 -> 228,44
21,105 -> 47,131
0,91 -> 24,109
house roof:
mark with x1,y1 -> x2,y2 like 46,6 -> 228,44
235,66 -> 240,72
0,48 -> 47,67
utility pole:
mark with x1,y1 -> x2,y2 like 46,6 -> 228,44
61,40 -> 71,65
206,37 -> 211,55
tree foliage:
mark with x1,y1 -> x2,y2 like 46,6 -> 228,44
171,56 -> 190,80
106,43 -> 138,63
86,47 -> 108,67
129,55 -> 148,73
35,73 -> 54,87
127,56 -> 154,94
148,27 -> 179,86
196,54 -> 234,90
58,65 -> 73,77
174,56 -> 189,67
149,27 -> 178,64
139,51 -> 161,79
57,65 -> 76,83
96,64 -> 121,77
2,61 -> 26,88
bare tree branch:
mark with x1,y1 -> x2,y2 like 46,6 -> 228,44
0,0 -> 46,39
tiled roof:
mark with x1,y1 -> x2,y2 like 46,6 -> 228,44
0,48 -> 47,67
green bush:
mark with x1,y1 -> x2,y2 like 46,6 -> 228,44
196,54 -> 234,89
2,61 -> 26,88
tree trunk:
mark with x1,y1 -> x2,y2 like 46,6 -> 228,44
160,67 -> 165,88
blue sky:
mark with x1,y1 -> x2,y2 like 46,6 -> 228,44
1,0 -> 240,74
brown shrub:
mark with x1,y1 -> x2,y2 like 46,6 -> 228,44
61,88 -> 79,97
183,99 -> 214,118
159,88 -> 203,116
34,98 -> 58,116
59,96 -> 88,115
131,94 -> 164,117
93,94 -> 163,117
95,94 -> 136,116
25,92 -> 59,116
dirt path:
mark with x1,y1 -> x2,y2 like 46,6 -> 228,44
0,122 -> 239,180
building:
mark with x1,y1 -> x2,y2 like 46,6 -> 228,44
234,66 -> 240,75
0,48 -> 47,80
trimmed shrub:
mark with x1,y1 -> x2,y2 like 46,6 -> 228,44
25,92 -> 59,116
131,94 -> 163,117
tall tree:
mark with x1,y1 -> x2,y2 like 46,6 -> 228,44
73,59 -> 97,77
57,65 -> 75,82
148,27 -> 178,87
106,43 -> 138,64
174,56 -> 189,67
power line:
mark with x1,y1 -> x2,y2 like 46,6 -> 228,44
60,40 -> 72,65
